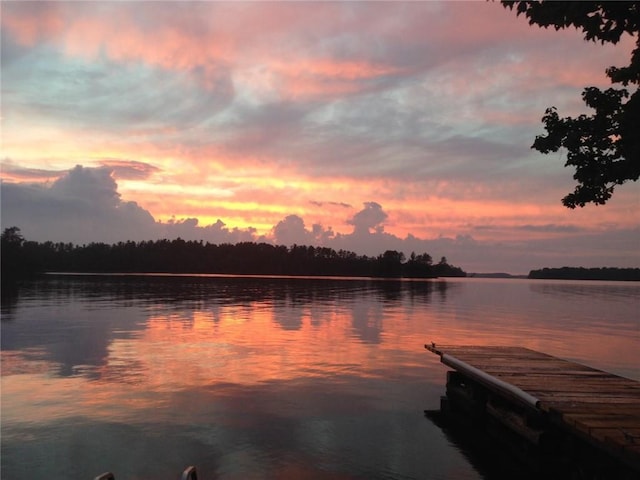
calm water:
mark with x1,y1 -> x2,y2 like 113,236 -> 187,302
2,275 -> 639,480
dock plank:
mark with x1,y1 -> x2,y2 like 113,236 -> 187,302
426,344 -> 640,473
565,414 -> 640,431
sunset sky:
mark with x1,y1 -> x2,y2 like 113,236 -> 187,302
1,1 -> 638,274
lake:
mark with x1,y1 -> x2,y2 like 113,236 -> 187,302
1,275 -> 639,479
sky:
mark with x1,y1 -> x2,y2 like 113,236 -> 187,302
1,1 -> 638,275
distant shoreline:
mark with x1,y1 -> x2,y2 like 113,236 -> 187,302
468,273 -> 528,279
528,267 -> 640,282
469,269 -> 640,281
42,271 -> 442,282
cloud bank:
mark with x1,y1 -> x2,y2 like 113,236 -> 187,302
2,166 -> 638,274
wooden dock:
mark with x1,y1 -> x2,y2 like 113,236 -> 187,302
425,344 -> 640,478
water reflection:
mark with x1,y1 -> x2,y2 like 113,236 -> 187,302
1,275 -> 441,378
529,278 -> 639,300
2,275 -> 639,480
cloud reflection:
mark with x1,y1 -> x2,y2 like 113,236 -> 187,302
2,276 -> 639,479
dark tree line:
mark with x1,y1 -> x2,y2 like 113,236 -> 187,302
528,266 -> 640,281
1,227 -> 466,281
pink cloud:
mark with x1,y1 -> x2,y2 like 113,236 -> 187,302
270,58 -> 403,100
1,1 -> 65,45
3,1 -> 632,106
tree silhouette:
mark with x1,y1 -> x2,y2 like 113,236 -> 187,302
502,1 -> 639,207
529,266 -> 640,281
2,227 -> 31,279
375,250 -> 406,277
1,226 -> 24,247
0,228 -> 467,280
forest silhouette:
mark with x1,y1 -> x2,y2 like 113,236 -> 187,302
1,227 -> 466,281
528,267 -> 640,281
